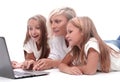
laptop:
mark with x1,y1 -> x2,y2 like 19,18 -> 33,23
0,37 -> 49,79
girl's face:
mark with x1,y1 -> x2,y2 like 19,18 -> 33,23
50,14 -> 68,36
28,19 -> 41,44
66,23 -> 83,47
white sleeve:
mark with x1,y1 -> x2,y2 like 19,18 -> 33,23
84,40 -> 100,56
23,41 -> 32,53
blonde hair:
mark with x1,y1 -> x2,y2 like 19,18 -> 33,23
47,7 -> 76,37
69,16 -> 111,72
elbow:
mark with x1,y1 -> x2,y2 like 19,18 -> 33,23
80,66 -> 97,75
83,70 -> 97,75
85,71 -> 96,75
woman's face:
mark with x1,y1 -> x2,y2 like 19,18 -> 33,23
50,14 -> 68,36
66,22 -> 83,47
28,19 -> 41,44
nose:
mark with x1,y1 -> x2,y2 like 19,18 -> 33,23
51,22 -> 57,29
31,28 -> 37,35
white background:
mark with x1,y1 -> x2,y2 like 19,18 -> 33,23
0,0 -> 120,61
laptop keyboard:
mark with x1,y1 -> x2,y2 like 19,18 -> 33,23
14,70 -> 33,76
14,70 -> 49,78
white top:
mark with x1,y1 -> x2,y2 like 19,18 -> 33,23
48,36 -> 71,60
84,38 -> 120,71
23,39 -> 42,60
71,38 -> 120,71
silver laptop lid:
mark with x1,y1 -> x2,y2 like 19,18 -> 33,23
0,37 -> 49,79
0,37 -> 15,79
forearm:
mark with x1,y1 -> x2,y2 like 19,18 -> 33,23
77,65 -> 97,75
59,63 -> 70,73
50,59 -> 61,68
24,53 -> 36,61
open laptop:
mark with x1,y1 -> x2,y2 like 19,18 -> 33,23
0,37 -> 49,79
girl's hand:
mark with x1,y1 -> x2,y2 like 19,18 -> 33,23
33,58 -> 53,71
22,60 -> 35,70
11,61 -> 23,69
66,66 -> 83,75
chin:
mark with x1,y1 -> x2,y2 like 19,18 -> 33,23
54,32 -> 64,36
33,40 -> 38,42
70,43 -> 76,47
69,43 -> 73,47
32,38 -> 39,42
54,34 -> 61,36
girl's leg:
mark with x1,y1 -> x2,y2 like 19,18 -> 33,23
105,40 -> 120,49
117,35 -> 120,40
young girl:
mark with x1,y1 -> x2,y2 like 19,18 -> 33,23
59,16 -> 120,75
33,7 -> 76,70
12,14 -> 50,70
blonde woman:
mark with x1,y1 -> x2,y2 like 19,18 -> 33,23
33,7 -> 76,70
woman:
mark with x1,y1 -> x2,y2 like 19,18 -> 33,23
33,7 -> 77,70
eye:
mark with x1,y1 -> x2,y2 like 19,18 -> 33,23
69,30 -> 72,33
50,20 -> 52,24
28,26 -> 33,31
55,20 -> 61,23
36,26 -> 40,30
67,30 -> 72,34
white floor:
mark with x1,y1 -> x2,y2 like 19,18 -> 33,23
0,68 -> 120,82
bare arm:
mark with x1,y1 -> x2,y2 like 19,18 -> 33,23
22,51 -> 36,70
78,48 -> 99,75
33,58 -> 61,71
12,51 -> 36,69
59,52 -> 72,71
59,48 -> 99,75
24,51 -> 36,60
59,52 -> 82,75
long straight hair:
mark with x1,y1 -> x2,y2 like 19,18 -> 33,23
24,15 -> 50,59
70,17 -> 111,72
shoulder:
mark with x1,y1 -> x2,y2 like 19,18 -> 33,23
87,38 -> 97,43
24,39 -> 35,47
85,38 -> 98,47
85,38 -> 100,54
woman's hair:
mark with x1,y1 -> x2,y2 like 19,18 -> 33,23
69,16 -> 111,72
47,7 -> 76,37
24,14 -> 50,59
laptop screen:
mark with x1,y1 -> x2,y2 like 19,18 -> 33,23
0,37 -> 49,79
0,37 -> 15,79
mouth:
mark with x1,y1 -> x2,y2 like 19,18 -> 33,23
53,29 -> 59,33
67,39 -> 72,43
32,35 -> 39,39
